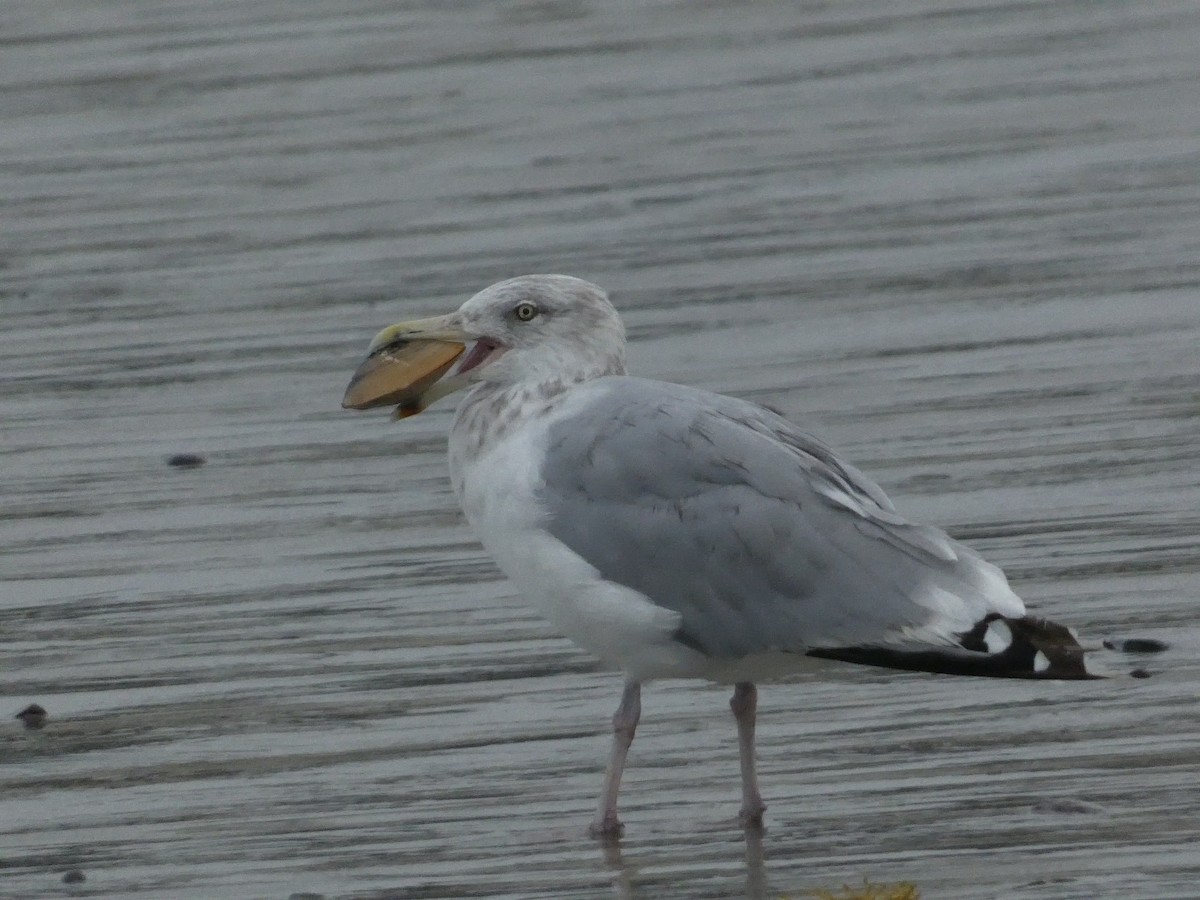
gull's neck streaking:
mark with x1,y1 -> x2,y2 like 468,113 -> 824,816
446,340 -> 624,494
446,273 -> 628,494
449,347 -> 625,482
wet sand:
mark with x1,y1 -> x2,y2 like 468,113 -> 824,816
3,1 -> 1199,898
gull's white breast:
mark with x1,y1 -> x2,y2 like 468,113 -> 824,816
449,380 -> 702,679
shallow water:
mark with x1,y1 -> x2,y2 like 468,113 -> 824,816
3,1 -> 1199,898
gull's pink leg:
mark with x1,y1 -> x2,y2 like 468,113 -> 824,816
730,682 -> 766,829
590,680 -> 641,839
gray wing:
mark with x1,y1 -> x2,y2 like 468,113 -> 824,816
538,376 -> 1025,658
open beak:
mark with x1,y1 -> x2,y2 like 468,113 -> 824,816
364,313 -> 469,353
342,313 -> 502,419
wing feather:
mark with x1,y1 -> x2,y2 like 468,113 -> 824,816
538,377 -> 1024,659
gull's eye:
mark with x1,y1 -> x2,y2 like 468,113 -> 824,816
513,301 -> 539,322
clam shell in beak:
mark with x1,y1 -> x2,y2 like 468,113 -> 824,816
342,339 -> 465,410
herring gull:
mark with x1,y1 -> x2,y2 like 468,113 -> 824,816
343,274 -> 1095,837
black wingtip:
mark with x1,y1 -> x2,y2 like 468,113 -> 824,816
808,614 -> 1100,680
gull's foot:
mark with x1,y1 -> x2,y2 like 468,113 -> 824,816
739,800 -> 767,831
589,812 -> 625,840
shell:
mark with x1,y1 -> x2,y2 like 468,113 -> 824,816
342,339 -> 465,410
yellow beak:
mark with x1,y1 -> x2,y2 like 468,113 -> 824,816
365,314 -> 470,353
342,314 -> 469,417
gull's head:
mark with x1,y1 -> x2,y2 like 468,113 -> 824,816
342,274 -> 626,418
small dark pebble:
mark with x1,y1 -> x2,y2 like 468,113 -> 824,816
167,453 -> 206,468
1130,668 -> 1154,679
62,870 -> 86,884
1102,637 -> 1168,654
16,703 -> 47,729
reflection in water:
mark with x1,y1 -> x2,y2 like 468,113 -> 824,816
600,829 -> 769,900
601,839 -> 634,900
743,829 -> 768,900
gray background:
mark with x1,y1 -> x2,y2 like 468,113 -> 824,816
3,1 -> 1199,898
